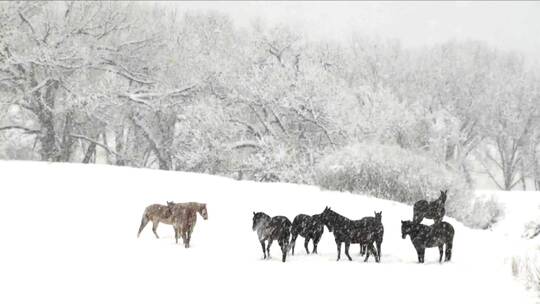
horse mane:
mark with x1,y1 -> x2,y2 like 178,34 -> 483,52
403,220 -> 429,233
325,208 -> 352,224
254,212 -> 271,221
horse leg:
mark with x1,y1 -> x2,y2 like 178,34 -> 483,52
182,230 -> 189,248
413,214 -> 422,224
419,248 -> 425,263
174,226 -> 179,244
367,242 -> 379,263
290,233 -> 297,256
266,239 -> 273,258
280,240 -> 287,263
304,237 -> 310,255
445,241 -> 453,262
186,229 -> 192,248
336,240 -> 342,261
376,240 -> 382,261
439,245 -> 444,263
137,215 -> 149,238
344,242 -> 352,261
260,240 -> 267,259
151,221 -> 160,239
364,242 -> 374,262
414,245 -> 423,263
313,234 -> 322,254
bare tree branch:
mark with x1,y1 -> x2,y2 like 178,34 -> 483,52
69,133 -> 131,161
0,125 -> 40,134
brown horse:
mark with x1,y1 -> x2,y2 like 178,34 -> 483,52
137,201 -> 176,238
172,202 -> 208,248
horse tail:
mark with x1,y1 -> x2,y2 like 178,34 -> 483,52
137,211 -> 150,238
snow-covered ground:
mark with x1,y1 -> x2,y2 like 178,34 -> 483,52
478,190 -> 540,293
0,161 -> 536,304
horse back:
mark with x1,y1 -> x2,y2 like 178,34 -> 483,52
413,200 -> 429,212
292,214 -> 310,225
145,204 -> 173,223
432,221 -> 454,240
271,216 -> 292,228
269,216 -> 291,238
292,214 -> 310,234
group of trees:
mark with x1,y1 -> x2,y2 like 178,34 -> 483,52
1,2 -> 539,190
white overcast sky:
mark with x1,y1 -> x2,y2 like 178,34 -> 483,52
149,1 -> 540,58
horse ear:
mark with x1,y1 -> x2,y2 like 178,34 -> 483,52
401,220 -> 405,224
253,212 -> 256,216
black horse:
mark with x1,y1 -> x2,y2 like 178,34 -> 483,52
252,212 -> 292,262
401,220 -> 454,263
412,190 -> 447,224
320,207 -> 379,262
359,211 -> 384,261
290,214 -> 324,255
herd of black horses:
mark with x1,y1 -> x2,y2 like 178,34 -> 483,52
252,190 -> 455,263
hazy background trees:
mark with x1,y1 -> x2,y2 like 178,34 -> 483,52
1,2 -> 539,194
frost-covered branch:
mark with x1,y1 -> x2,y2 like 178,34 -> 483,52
0,125 -> 40,134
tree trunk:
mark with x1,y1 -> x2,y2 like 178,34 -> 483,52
36,80 -> 60,162
82,142 -> 97,163
58,110 -> 75,162
115,126 -> 125,166
520,161 -> 527,190
157,153 -> 171,170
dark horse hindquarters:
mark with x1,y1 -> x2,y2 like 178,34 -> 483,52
253,212 -> 292,262
359,212 -> 384,260
290,214 -> 324,255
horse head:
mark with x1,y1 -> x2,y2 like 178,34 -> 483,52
440,190 -> 448,204
199,203 -> 208,220
320,206 -> 335,232
374,211 -> 382,223
252,212 -> 269,231
401,220 -> 412,239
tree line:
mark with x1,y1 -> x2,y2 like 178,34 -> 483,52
1,2 -> 539,190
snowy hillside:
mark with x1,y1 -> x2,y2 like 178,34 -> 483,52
0,161 -> 535,304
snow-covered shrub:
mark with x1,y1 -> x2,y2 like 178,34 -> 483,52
315,143 -> 479,226
523,221 -> 540,239
511,247 -> 540,292
238,140 -> 319,185
468,194 -> 504,229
